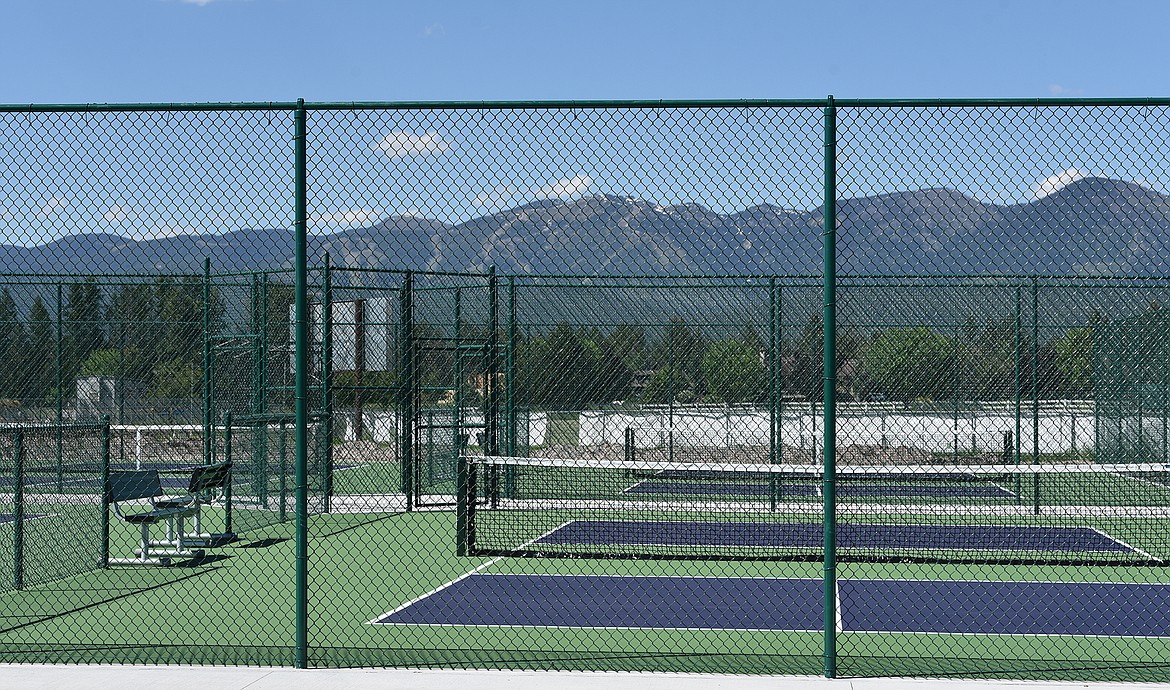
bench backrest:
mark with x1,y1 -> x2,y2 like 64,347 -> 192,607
188,462 -> 231,493
109,470 -> 163,502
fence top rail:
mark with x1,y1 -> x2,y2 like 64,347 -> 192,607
466,454 -> 1170,476
7,271 -> 1170,291
7,96 -> 1170,114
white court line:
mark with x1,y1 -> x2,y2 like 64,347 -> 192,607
367,573 -> 1170,637
0,512 -> 57,525
367,521 -> 572,625
986,478 -> 1017,498
621,478 -> 651,494
834,578 -> 843,634
1113,469 -> 1170,490
1088,526 -> 1163,563
479,519 -> 1139,556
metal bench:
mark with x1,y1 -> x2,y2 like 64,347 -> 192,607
107,463 -> 231,565
164,463 -> 233,548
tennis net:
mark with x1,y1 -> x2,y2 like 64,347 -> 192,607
459,454 -> 1170,565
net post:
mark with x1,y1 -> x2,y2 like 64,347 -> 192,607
100,414 -> 111,569
821,95 -> 838,680
222,410 -> 233,536
456,452 -> 469,556
292,96 -> 310,670
13,428 -> 23,589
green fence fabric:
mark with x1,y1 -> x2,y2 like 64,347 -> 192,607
1,99 -> 1170,678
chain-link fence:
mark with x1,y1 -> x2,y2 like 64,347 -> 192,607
2,99 -> 1170,677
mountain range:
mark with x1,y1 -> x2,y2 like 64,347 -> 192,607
3,176 -> 1169,279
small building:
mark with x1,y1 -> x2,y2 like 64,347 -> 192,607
75,376 -> 147,418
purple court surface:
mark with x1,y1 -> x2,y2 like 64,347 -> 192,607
374,573 -> 1170,636
533,520 -> 1133,553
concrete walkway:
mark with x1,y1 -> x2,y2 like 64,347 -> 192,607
2,666 -> 1169,690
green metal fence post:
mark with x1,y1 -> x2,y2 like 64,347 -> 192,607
1015,285 -> 1022,502
455,287 -> 467,555
258,273 -> 269,508
821,95 -> 838,680
1163,315 -> 1167,463
118,313 -> 125,448
668,335 -> 675,463
55,283 -> 63,492
400,271 -> 415,511
506,276 -> 517,496
13,429 -> 23,590
954,325 -> 960,461
223,410 -> 233,536
453,286 -> 463,479
292,97 -> 310,670
203,258 -> 213,467
100,415 -> 111,569
1032,277 -> 1040,514
487,267 -> 500,508
280,421 -> 288,522
322,254 -> 334,512
769,277 -> 778,510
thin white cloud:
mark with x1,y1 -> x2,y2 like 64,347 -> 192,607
473,185 -> 522,207
473,175 -> 595,208
1131,177 -> 1167,194
309,209 -> 382,227
375,131 -> 450,158
152,225 -> 201,238
103,204 -> 134,223
534,175 -> 593,199
1032,168 -> 1087,199
1048,84 -> 1083,96
423,23 -> 445,37
37,197 -> 68,219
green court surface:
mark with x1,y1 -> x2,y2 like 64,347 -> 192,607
3,506 -> 1170,679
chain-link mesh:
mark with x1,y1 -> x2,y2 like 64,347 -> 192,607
833,104 -> 1170,678
3,100 -> 1170,678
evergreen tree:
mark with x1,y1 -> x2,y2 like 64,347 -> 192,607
0,289 -> 30,400
64,279 -> 105,380
26,296 -> 55,403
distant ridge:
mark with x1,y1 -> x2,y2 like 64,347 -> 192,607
5,177 -> 1168,278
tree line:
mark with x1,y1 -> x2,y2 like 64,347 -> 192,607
0,283 -> 1107,413
513,315 -> 1097,410
0,278 -> 221,405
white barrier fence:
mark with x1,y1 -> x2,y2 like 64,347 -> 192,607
325,401 -> 1134,457
579,403 -> 1103,455
336,410 -> 548,447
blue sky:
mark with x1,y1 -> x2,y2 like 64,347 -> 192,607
4,0 -> 1170,103
4,1 -> 1170,245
